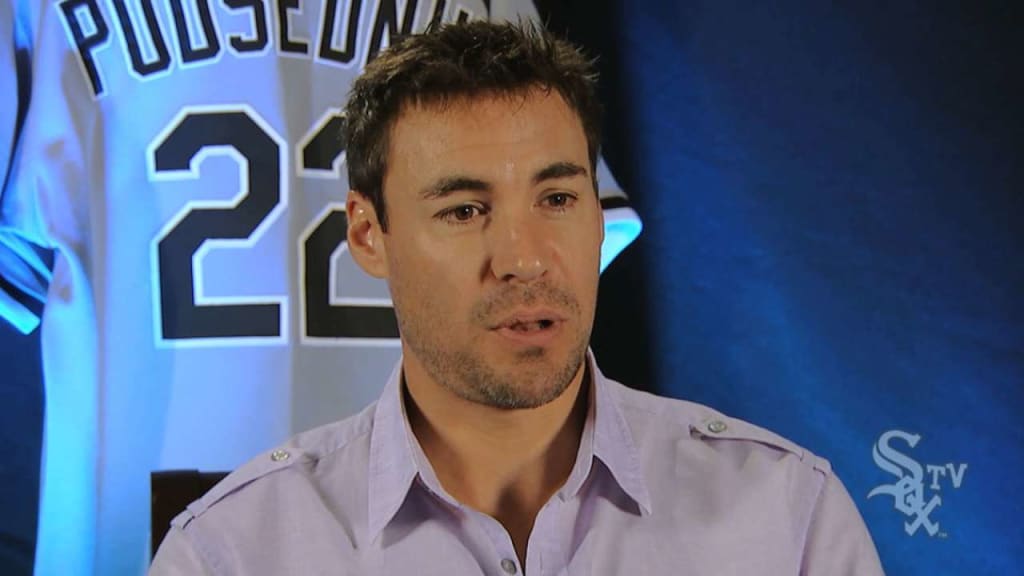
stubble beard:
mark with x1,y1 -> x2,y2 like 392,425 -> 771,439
399,282 -> 591,410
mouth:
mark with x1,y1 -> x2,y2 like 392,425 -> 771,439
493,309 -> 565,329
502,318 -> 556,332
490,310 -> 566,345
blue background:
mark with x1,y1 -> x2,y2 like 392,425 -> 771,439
2,1 -> 1022,574
554,1 -> 1022,574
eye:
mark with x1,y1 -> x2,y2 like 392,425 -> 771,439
543,192 -> 577,210
437,204 -> 487,224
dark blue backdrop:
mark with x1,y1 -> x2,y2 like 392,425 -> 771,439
0,308 -> 42,574
2,2 -> 1021,574
568,2 -> 1022,574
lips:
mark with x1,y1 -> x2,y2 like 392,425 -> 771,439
492,309 -> 566,331
490,309 -> 567,346
507,319 -> 554,332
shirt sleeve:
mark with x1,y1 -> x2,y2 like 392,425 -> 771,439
149,527 -> 215,576
800,472 -> 886,575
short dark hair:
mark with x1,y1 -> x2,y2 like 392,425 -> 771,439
343,20 -> 602,232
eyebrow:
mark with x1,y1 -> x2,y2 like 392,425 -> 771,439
532,161 -> 589,185
418,161 -> 590,201
419,176 -> 492,200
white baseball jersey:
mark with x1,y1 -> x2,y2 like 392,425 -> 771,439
0,1 -> 641,574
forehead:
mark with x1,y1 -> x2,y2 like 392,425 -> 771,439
384,90 -> 589,185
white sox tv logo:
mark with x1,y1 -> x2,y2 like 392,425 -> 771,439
868,430 -> 967,537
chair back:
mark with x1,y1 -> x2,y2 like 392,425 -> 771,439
150,470 -> 228,558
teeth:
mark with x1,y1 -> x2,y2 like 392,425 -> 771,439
512,321 -> 544,332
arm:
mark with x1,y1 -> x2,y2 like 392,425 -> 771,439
149,527 -> 215,576
800,472 -> 885,575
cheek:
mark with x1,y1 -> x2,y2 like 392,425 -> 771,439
560,216 -> 604,272
386,238 -> 476,317
565,222 -> 603,304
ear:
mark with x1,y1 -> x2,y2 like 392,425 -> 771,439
346,190 -> 388,279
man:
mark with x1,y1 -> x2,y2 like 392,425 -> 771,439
150,21 -> 884,575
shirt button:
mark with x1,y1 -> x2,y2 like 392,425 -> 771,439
500,558 -> 518,574
707,420 -> 728,434
270,449 -> 290,462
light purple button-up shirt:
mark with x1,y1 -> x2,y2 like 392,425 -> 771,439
150,354 -> 884,575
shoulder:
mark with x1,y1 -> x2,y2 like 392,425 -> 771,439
169,401 -> 379,531
596,377 -> 883,572
607,379 -> 833,478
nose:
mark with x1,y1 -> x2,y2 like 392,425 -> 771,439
488,215 -> 549,283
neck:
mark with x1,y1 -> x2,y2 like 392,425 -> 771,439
403,354 -> 590,531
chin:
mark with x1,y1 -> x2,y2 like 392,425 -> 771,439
468,356 -> 579,410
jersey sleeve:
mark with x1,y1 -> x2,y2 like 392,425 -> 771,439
0,233 -> 50,333
0,1 -> 13,182
0,0 -> 51,334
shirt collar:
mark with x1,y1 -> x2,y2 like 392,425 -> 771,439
366,351 -> 652,542
561,353 -> 652,515
366,361 -> 419,542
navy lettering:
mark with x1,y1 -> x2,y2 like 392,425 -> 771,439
276,0 -> 308,54
428,0 -> 447,27
111,0 -> 171,76
169,0 -> 221,63
154,111 -> 282,340
366,0 -> 418,64
223,0 -> 268,52
318,0 -> 361,64
59,0 -> 110,97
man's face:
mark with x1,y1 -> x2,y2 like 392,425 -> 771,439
373,89 -> 603,409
